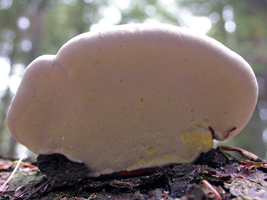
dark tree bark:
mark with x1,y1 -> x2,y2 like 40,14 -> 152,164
1,148 -> 267,200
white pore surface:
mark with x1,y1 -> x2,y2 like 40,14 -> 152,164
7,24 -> 258,177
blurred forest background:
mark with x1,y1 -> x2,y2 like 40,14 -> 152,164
0,0 -> 266,159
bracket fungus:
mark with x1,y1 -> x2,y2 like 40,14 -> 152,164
7,24 -> 258,177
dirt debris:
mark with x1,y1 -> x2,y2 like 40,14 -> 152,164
1,146 -> 267,199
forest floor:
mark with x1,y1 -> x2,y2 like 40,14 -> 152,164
1,147 -> 267,200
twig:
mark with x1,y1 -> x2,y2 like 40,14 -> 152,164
0,147 -> 26,192
202,179 -> 222,200
219,146 -> 266,163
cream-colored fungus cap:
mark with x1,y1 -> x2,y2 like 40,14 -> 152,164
7,24 -> 258,177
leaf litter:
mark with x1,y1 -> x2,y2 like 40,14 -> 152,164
0,146 -> 267,199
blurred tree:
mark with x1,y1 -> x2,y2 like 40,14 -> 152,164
0,0 -> 266,158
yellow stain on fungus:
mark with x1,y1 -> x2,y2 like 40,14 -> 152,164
59,147 -> 70,153
149,154 -> 177,166
140,98 -> 146,103
180,128 -> 213,152
136,109 -> 141,115
138,157 -> 146,166
102,168 -> 113,174
149,154 -> 176,166
191,124 -> 198,130
126,153 -> 178,172
126,157 -> 147,171
201,119 -> 209,126
147,147 -> 157,154
179,119 -> 213,154
161,154 -> 176,161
